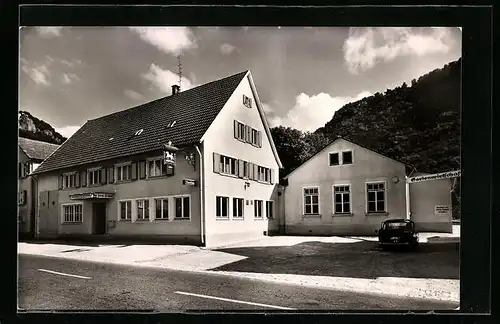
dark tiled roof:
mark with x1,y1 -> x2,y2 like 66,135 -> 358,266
18,137 -> 60,161
33,71 -> 248,174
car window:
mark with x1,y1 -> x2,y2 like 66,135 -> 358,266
385,222 -> 412,229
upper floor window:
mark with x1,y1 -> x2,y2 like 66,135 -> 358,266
219,155 -> 238,176
233,120 -> 262,147
329,153 -> 339,166
63,172 -> 77,189
88,168 -> 102,186
116,164 -> 132,182
235,121 -> 246,141
148,157 -> 174,178
342,151 -> 353,164
243,94 -> 252,108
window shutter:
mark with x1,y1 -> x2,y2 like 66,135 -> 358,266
100,168 -> 107,184
75,172 -> 81,188
80,171 -> 87,187
254,164 -> 259,181
234,120 -> 238,139
139,161 -> 147,179
238,160 -> 244,178
58,174 -> 64,190
108,167 -> 114,184
270,169 -> 274,184
131,162 -> 138,180
22,190 -> 27,204
213,153 -> 220,173
258,131 -> 262,147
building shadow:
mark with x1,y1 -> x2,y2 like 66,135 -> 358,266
211,240 -> 459,280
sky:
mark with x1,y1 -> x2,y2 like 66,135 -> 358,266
19,26 -> 462,138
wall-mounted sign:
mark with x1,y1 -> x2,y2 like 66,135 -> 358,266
18,190 -> 26,206
407,170 -> 461,184
70,192 -> 115,200
182,179 -> 196,186
435,205 -> 451,217
164,151 -> 176,166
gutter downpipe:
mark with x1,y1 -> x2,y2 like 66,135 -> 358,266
405,165 -> 418,220
194,144 -> 205,246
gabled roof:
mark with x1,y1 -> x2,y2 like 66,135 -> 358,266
283,136 -> 411,180
18,137 -> 60,161
33,71 -> 249,175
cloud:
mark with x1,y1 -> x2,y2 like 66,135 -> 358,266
142,63 -> 195,94
130,27 -> 197,55
37,27 -> 63,38
56,125 -> 81,138
270,91 -> 372,132
124,89 -> 144,100
343,27 -> 455,74
61,73 -> 80,85
22,65 -> 51,86
220,43 -> 237,55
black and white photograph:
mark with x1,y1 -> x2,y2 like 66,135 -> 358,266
18,26 -> 462,311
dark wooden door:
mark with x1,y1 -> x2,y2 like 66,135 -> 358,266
93,202 -> 107,235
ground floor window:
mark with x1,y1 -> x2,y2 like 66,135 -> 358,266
136,199 -> 150,220
216,196 -> 229,218
303,187 -> 319,215
333,185 -> 351,214
254,200 -> 263,218
266,200 -> 274,219
154,198 -> 169,220
119,200 -> 132,220
174,196 -> 190,219
232,198 -> 244,218
366,182 -> 386,213
62,204 -> 83,223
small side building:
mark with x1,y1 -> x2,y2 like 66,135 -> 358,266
18,137 -> 60,239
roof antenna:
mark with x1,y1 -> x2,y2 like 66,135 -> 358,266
177,54 -> 182,91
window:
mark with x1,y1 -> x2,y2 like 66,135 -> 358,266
333,185 -> 351,214
154,198 -> 169,220
119,201 -> 132,221
266,201 -> 274,219
136,199 -> 150,220
329,153 -> 339,166
148,158 -> 174,178
88,168 -> 101,186
243,94 -> 252,108
174,196 -> 190,219
254,200 -> 263,218
63,172 -> 77,189
235,121 -> 246,141
216,196 -> 229,218
258,166 -> 265,181
251,129 -> 258,146
342,151 -> 353,164
63,204 -> 83,223
232,198 -> 244,218
135,129 -> 143,136
367,182 -> 386,213
304,187 -> 319,215
219,155 -> 238,176
116,164 -> 132,181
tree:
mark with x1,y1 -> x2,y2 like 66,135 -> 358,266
270,126 -> 311,177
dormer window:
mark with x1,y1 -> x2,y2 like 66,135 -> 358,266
166,121 -> 177,128
134,129 -> 143,136
243,95 -> 252,108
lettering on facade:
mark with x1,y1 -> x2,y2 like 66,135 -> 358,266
435,205 -> 451,217
70,192 -> 114,200
182,179 -> 196,186
407,170 -> 461,184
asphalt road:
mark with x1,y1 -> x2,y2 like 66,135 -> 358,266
18,255 -> 458,311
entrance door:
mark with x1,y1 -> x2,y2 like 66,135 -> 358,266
92,202 -> 107,235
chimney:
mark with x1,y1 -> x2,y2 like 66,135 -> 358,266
171,85 -> 180,96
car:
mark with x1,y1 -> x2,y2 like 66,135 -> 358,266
375,219 -> 419,249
